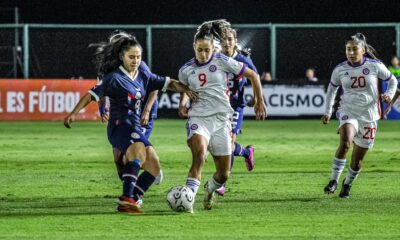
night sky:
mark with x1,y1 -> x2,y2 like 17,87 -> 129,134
1,0 -> 399,24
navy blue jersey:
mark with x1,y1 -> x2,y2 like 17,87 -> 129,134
89,65 -> 168,124
229,51 -> 258,108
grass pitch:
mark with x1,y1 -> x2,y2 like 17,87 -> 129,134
0,120 -> 399,239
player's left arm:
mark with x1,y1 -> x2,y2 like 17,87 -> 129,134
222,56 -> 266,120
141,90 -> 158,126
243,68 -> 267,120
378,62 -> 397,102
383,87 -> 400,119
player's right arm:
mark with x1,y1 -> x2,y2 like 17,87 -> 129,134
322,68 -> 341,124
177,66 -> 190,118
64,93 -> 95,128
179,93 -> 189,118
64,76 -> 109,128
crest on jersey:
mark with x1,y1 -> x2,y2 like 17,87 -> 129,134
209,65 -> 217,72
128,91 -> 141,100
128,92 -> 136,99
341,115 -> 349,120
190,124 -> 198,130
362,68 -> 370,75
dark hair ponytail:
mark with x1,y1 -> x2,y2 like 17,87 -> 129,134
347,33 -> 378,60
194,19 -> 231,47
91,34 -> 142,77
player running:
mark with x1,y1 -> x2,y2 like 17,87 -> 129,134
64,34 -> 198,213
215,27 -> 260,196
178,20 -> 267,211
96,31 -> 163,189
322,33 -> 397,198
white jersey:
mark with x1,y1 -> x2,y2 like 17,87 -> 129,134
325,57 -> 397,122
179,53 -> 246,117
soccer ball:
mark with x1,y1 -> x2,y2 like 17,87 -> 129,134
167,185 -> 194,212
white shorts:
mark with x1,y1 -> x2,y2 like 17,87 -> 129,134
186,113 -> 232,156
336,111 -> 378,149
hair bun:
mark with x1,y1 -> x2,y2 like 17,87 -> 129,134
355,33 -> 366,41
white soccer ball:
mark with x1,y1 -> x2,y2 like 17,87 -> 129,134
167,185 -> 194,212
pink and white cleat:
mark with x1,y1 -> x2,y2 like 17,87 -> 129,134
245,145 -> 255,171
216,185 -> 226,196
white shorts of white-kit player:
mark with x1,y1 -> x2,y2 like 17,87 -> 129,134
186,113 -> 232,156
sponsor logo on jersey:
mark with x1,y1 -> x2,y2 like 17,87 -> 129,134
190,124 -> 198,130
135,92 -> 142,99
190,70 -> 196,75
362,68 -> 370,75
209,65 -> 217,72
341,115 -> 349,120
344,72 -> 349,76
131,132 -> 140,139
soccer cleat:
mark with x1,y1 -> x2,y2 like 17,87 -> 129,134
117,196 -> 142,210
324,180 -> 338,194
244,145 -> 255,171
117,205 -> 144,214
203,182 -> 215,210
154,169 -> 163,185
215,185 -> 226,196
339,180 -> 352,198
136,198 -> 143,208
186,206 -> 194,214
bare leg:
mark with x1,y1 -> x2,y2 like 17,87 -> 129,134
185,134 -> 208,195
325,123 -> 357,194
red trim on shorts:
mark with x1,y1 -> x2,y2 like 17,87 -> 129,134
225,73 -> 230,98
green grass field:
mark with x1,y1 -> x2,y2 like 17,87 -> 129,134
0,120 -> 399,239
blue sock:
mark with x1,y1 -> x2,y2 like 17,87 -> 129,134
132,171 -> 156,201
230,153 -> 235,171
186,178 -> 201,195
234,142 -> 250,158
233,142 -> 242,156
122,160 -> 140,198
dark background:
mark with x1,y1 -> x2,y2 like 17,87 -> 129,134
1,0 -> 399,25
1,0 -> 399,81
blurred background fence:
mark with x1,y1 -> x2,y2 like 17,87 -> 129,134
1,22 -> 400,82
1,8 -> 399,120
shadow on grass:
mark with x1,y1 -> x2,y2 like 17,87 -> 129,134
0,196 -> 176,217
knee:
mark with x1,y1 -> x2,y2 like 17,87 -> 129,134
192,148 -> 207,165
339,140 -> 352,152
126,151 -> 146,163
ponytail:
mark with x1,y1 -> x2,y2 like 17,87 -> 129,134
194,19 -> 231,48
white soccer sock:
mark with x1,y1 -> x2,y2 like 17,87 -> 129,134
330,157 -> 346,182
344,167 -> 361,186
186,178 -> 201,195
206,178 -> 223,193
